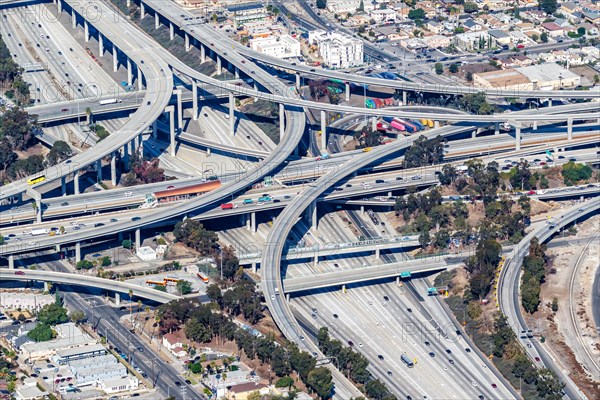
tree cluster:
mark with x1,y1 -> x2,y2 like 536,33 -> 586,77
28,301 -> 70,342
158,297 -> 333,399
561,161 -> 592,186
46,141 -> 72,166
353,126 -> 383,149
318,328 -> 396,399
0,107 -> 42,180
458,92 -> 495,115
173,219 -> 218,255
521,238 -> 547,314
465,238 -> 501,299
403,135 -> 445,168
492,313 -> 564,398
0,34 -> 29,104
206,280 -> 263,324
122,157 -> 165,186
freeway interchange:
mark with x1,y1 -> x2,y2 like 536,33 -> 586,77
1,0 -> 599,399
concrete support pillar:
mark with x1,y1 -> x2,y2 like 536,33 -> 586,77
44,282 -> 49,292
135,228 -> 141,248
98,34 -> 104,56
402,90 -> 407,105
175,89 -> 183,130
371,117 -> 377,132
192,81 -> 198,120
137,67 -> 143,91
532,121 -> 538,130
286,293 -> 290,302
235,67 -> 239,79
61,176 -> 66,196
548,99 -> 552,107
396,276 -> 400,285
83,20 -> 89,42
253,83 -> 258,102
75,242 -> 81,263
320,110 -> 327,149
166,106 -> 175,156
127,58 -> 133,86
140,2 -> 145,18
57,0 -> 61,14
154,12 -> 160,29
110,152 -> 117,186
279,103 -> 285,141
375,248 -> 380,260
311,201 -> 317,231
360,205 -> 365,215
296,73 -> 301,89
345,82 -> 350,102
342,285 -> 346,293
252,263 -> 257,274
494,122 -> 500,135
567,117 -> 573,142
185,33 -> 190,51
8,255 -> 14,269
112,46 -> 118,72
200,45 -> 206,63
115,293 -> 121,306
251,212 -> 256,234
229,93 -> 235,135
169,23 -> 175,40
96,159 -> 102,181
74,171 -> 79,195
123,143 -> 129,171
71,9 -> 76,29
246,214 -> 251,230
313,255 -> 318,267
206,148 -> 211,157
515,122 -> 521,151
216,56 -> 222,74
434,120 -> 439,129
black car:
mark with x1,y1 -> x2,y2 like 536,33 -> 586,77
378,355 -> 384,360
185,379 -> 192,384
61,202 -> 68,206
333,313 -> 338,318
429,352 -> 435,357
132,217 -> 141,221
446,349 -> 452,354
174,381 -> 181,386
94,223 -> 105,227
383,295 -> 389,301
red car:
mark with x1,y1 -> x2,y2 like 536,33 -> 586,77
491,383 -> 497,389
166,185 -> 175,190
14,271 -> 25,275
61,108 -> 68,112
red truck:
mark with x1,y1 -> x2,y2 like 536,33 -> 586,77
220,203 -> 237,210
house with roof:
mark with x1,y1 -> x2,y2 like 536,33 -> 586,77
488,30 -> 512,46
560,2 -> 579,16
580,2 -> 600,24
162,333 -> 187,358
463,19 -> 483,31
540,22 -> 565,37
426,20 -> 443,34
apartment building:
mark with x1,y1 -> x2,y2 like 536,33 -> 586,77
309,30 -> 364,68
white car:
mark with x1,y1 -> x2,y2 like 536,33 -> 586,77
125,192 -> 133,197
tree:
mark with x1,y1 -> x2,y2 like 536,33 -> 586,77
448,63 -> 459,73
47,140 -> 72,166
357,0 -> 364,12
176,280 -> 193,295
99,256 -> 111,267
76,260 -> 94,270
594,74 -> 599,85
276,376 -> 295,389
408,8 -> 426,20
27,323 -> 53,342
540,31 -> 549,43
463,2 -> 479,12
465,71 -> 473,81
122,239 -> 132,249
185,317 -> 211,343
70,310 -> 86,324
365,379 -> 393,400
307,367 -> 334,399
434,62 -> 444,75
536,368 -> 565,399
562,161 -> 592,185
173,220 -> 218,255
531,33 -> 540,42
551,297 -> 558,312
316,0 -> 327,9
206,284 -> 222,304
190,362 -> 203,374
539,0 -> 557,14
37,303 -> 69,325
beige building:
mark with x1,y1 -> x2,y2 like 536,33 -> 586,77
474,62 -> 580,90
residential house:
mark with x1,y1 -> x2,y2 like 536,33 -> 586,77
327,0 -> 374,13
370,9 -> 398,23
503,55 -> 534,67
426,20 -> 443,34
488,29 -> 512,46
422,35 -> 451,49
162,333 -> 186,358
580,2 -> 600,24
226,382 -> 269,400
463,19 -> 483,31
453,31 -> 490,51
347,15 -> 371,26
560,2 -> 579,16
540,22 -> 565,37
390,2 -> 410,20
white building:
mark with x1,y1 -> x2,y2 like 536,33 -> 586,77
99,376 -> 140,394
136,246 -> 157,261
327,0 -> 375,13
370,9 -> 397,23
249,35 -> 301,58
309,30 -> 363,68
20,323 -> 95,361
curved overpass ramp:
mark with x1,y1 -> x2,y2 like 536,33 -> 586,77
498,197 -> 600,399
0,269 -> 180,303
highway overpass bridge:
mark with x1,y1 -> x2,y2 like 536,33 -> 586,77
282,257 -> 454,294
0,268 -> 179,304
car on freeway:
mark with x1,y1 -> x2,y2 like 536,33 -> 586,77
61,202 -> 68,206
446,349 -> 452,354
132,217 -> 141,221
383,295 -> 389,301
448,359 -> 454,364
378,355 -> 384,360
465,348 -> 471,353
333,313 -> 338,318
110,218 -> 118,222
167,185 -> 175,190
362,147 -> 372,152
387,370 -> 392,376
347,341 -> 354,346
407,308 -> 412,312
534,357 -> 540,362
429,352 -> 435,357
424,341 -> 430,346
491,384 -> 497,389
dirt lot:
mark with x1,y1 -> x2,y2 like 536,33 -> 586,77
525,216 -> 600,397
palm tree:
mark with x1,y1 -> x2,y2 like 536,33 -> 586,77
85,107 -> 92,125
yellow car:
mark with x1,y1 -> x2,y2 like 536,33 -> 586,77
362,147 -> 372,152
